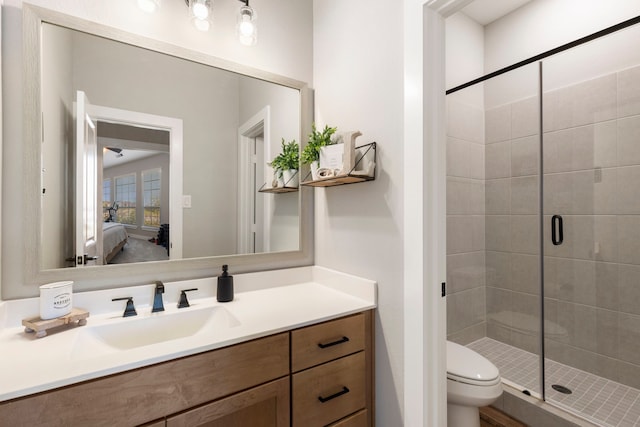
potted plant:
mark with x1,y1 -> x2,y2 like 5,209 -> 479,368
269,139 -> 299,187
301,123 -> 337,180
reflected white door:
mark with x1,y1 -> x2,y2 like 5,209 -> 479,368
252,135 -> 265,252
75,91 -> 100,266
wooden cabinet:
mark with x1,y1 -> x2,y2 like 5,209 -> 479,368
0,311 -> 374,427
0,333 -> 289,427
166,377 -> 289,427
291,312 -> 374,427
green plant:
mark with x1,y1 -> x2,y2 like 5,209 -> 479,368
269,139 -> 299,177
300,123 -> 337,165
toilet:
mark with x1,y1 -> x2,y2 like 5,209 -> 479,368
447,341 -> 503,427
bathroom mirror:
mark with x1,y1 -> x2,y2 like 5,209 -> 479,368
21,5 -> 313,290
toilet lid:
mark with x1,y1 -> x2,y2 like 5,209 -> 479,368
447,341 -> 500,385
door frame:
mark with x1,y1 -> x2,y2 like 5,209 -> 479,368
403,1 -> 474,425
86,104 -> 183,260
238,106 -> 272,254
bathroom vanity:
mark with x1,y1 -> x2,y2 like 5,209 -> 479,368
0,267 -> 376,427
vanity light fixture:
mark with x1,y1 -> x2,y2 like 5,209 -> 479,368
237,0 -> 257,46
137,0 -> 256,44
186,0 -> 213,32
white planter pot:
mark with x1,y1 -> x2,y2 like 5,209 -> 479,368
283,169 -> 299,187
310,161 -> 320,180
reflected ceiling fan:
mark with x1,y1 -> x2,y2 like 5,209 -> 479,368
105,147 -> 124,158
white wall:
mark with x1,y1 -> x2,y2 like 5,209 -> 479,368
313,0 -> 404,425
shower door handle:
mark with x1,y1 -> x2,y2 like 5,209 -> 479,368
551,215 -> 563,245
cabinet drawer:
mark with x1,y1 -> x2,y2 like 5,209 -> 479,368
291,313 -> 365,372
292,352 -> 366,427
328,410 -> 368,427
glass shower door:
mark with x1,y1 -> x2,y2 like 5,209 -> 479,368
542,22 -> 640,425
446,62 -> 544,399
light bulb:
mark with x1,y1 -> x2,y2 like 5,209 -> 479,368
193,18 -> 210,32
137,0 -> 159,13
192,1 -> 209,20
239,19 -> 254,37
237,5 -> 257,46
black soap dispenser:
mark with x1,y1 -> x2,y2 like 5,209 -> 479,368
217,264 -> 234,302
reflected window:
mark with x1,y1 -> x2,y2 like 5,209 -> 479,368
102,178 -> 112,221
143,168 -> 161,228
115,173 -> 136,225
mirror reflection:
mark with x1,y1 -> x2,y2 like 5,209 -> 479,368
41,22 -> 301,270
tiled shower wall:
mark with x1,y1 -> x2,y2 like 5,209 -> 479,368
447,63 -> 640,390
446,97 -> 486,344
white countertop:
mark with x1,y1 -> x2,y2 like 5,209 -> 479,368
0,266 -> 376,402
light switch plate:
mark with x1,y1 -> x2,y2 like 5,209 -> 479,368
183,195 -> 192,208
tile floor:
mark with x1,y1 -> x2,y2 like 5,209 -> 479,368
468,337 -> 640,427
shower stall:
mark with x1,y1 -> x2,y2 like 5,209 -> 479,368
446,18 -> 640,427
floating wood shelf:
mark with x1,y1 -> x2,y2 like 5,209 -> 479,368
22,308 -> 90,338
300,142 -> 377,188
301,173 -> 374,187
258,184 -> 299,193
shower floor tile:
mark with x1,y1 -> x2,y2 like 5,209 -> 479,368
468,337 -> 640,427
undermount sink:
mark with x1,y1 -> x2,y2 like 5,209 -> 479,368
75,306 -> 240,352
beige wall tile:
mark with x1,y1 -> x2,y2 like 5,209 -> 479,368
511,176 -> 538,215
618,115 -> 640,167
447,137 -> 470,177
446,177 -> 465,215
448,99 -> 484,144
616,166 -> 640,214
511,292 -> 540,353
616,360 -> 640,390
618,64 -> 640,118
618,263 -> 640,316
595,308 -> 619,358
486,141 -> 512,179
486,250 -> 511,290
486,104 -> 511,143
446,323 -> 486,346
511,96 -> 539,139
447,287 -> 486,335
485,178 -> 511,215
447,252 -> 485,294
511,253 -> 539,295
447,215 -> 473,255
543,172 -> 572,215
511,215 -> 539,255
617,215 -> 640,265
618,312 -> 640,365
543,86 -> 573,132
571,74 -> 617,127
511,135 -> 539,177
486,215 -> 511,252
486,287 -> 512,344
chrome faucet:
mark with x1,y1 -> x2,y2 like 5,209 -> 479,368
151,281 -> 165,313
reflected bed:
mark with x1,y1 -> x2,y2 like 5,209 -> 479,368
103,222 -> 128,264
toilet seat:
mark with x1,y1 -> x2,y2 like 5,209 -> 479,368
447,341 -> 500,387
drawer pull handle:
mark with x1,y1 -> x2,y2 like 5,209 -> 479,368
317,336 -> 350,349
318,386 -> 350,403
